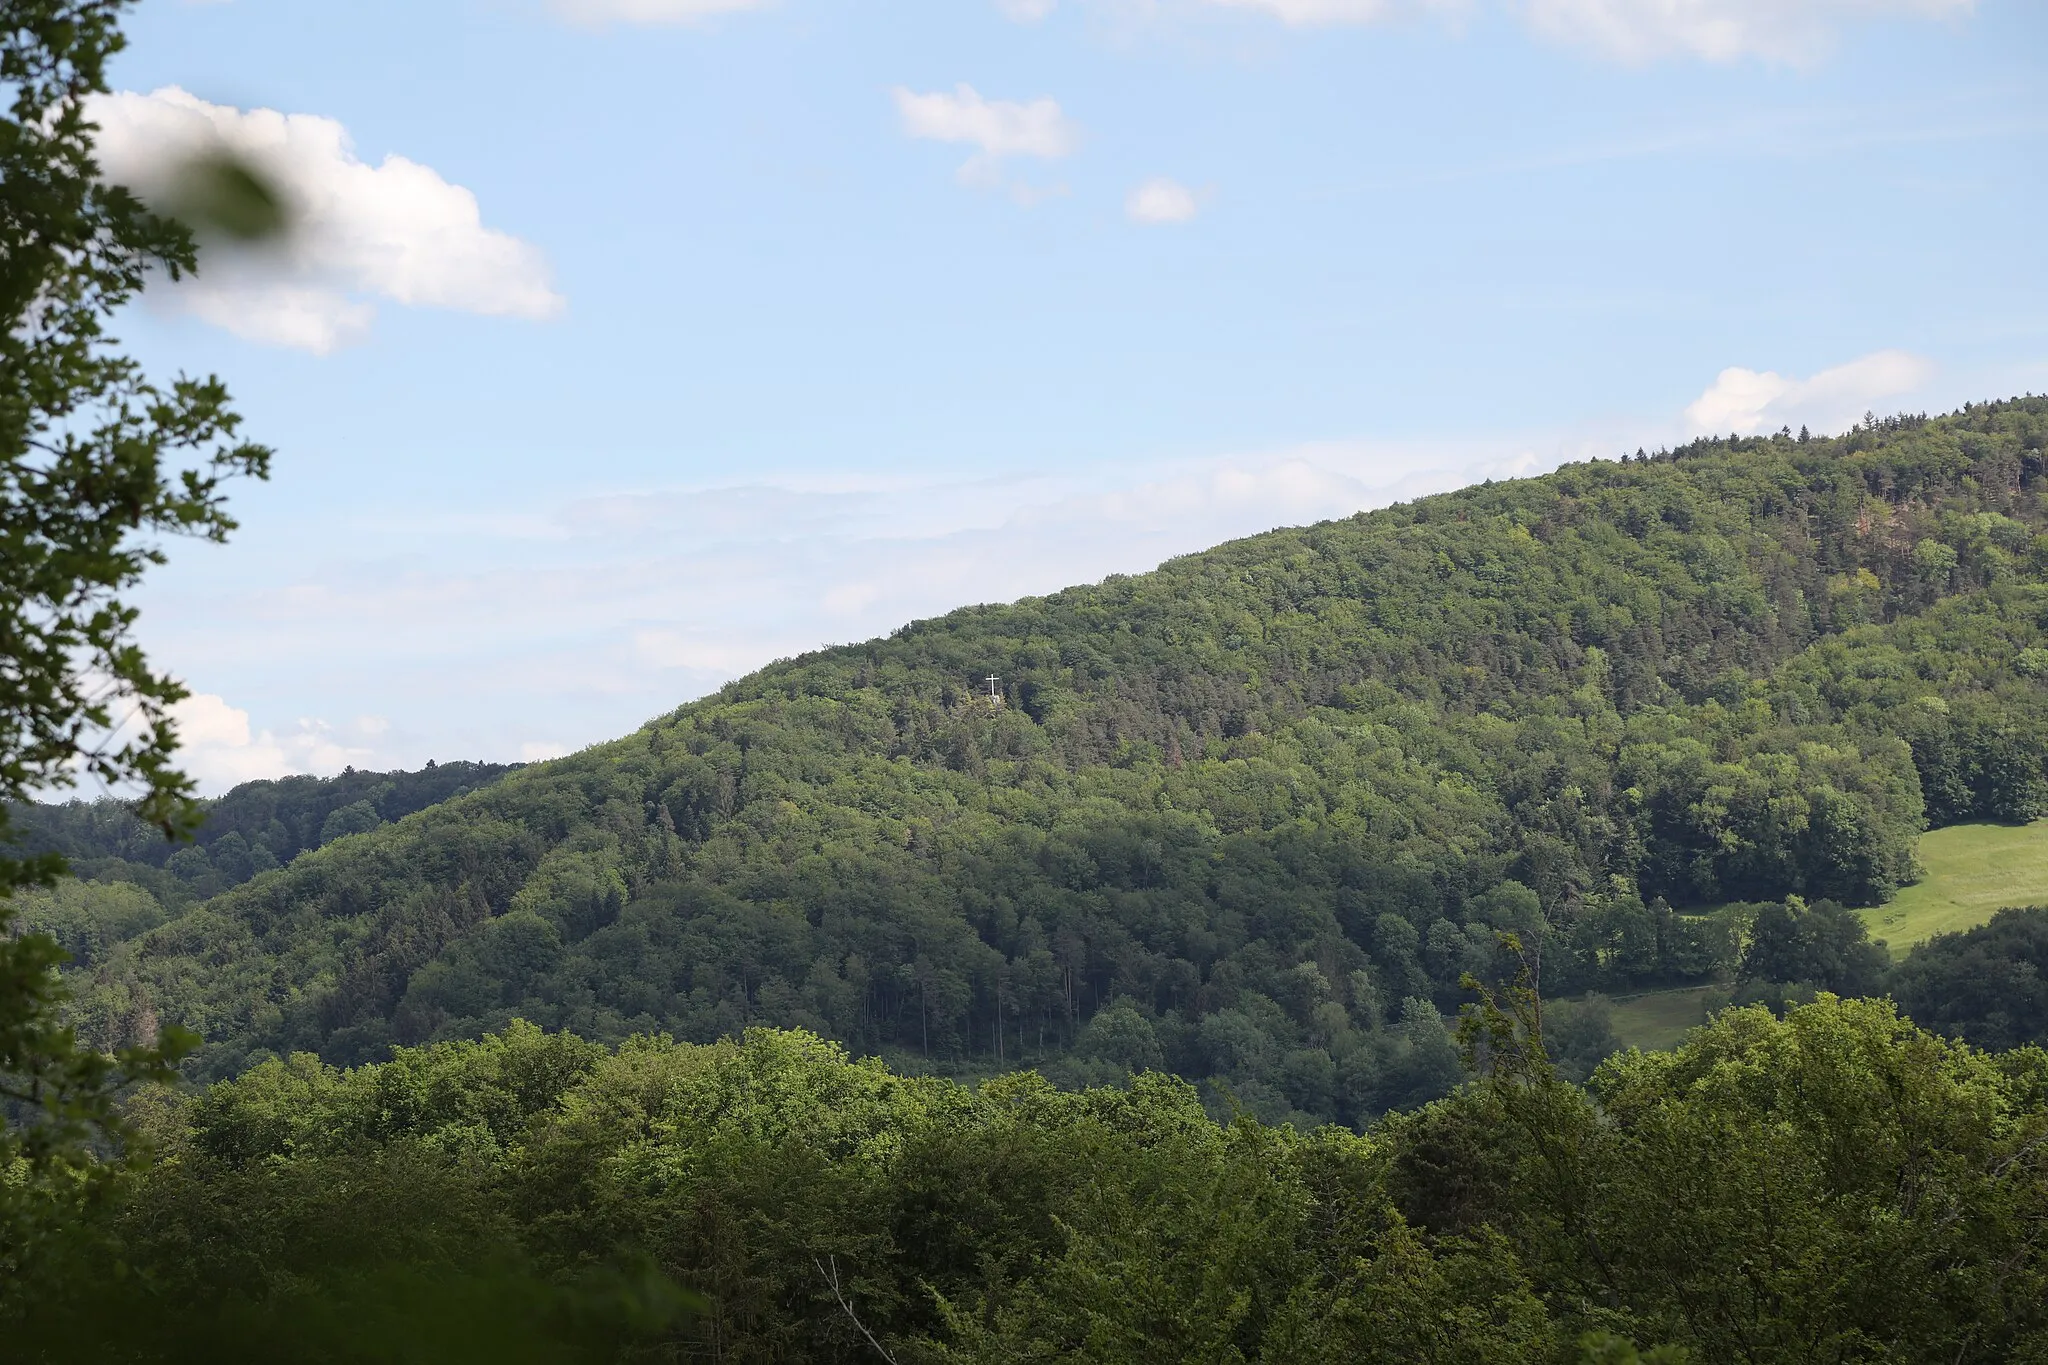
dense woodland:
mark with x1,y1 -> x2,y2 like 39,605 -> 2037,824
12,999 -> 2048,1362
11,398 -> 2048,1128
9,760 -> 514,908
1893,906 -> 2048,1052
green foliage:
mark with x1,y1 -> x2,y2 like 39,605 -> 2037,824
1400,992 -> 2048,1362
9,8 -> 2042,1356
1577,1333 -> 1691,1365
7,758 -> 516,904
29,1002 -> 2044,1362
18,1258 -> 697,1363
1736,896 -> 1890,996
1572,999 -> 2048,1360
1542,994 -> 1620,1083
31,1021 -> 1581,1360
8,877 -> 164,969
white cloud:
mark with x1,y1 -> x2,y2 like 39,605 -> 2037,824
1202,0 -> 1456,23
169,693 -> 257,755
547,0 -> 771,23
996,0 -> 1059,18
893,84 -> 1079,159
630,629 -> 775,673
1126,176 -> 1203,223
1683,349 -> 1934,436
1519,0 -> 1973,64
169,693 -> 376,792
892,84 -> 1080,201
89,87 -> 563,352
822,580 -> 883,616
520,741 -> 572,762
1180,0 -> 1967,57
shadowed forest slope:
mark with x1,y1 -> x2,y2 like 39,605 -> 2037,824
13,761 -> 516,910
35,399 -> 2048,1124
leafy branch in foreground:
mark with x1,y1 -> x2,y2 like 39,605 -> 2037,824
1,0 -> 271,861
2,0 -> 265,1265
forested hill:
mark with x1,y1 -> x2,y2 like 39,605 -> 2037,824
11,760 -> 516,905
53,399 -> 2048,1119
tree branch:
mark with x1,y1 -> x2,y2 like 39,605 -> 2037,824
812,1254 -> 898,1365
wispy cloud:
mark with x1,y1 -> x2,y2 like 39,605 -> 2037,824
1126,176 -> 1204,223
1200,0 -> 1463,26
546,0 -> 773,25
1319,89 -> 2041,200
1127,0 -> 1972,64
893,84 -> 1081,202
1520,0 -> 1974,66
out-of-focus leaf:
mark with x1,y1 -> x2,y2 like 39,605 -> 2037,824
161,148 -> 291,243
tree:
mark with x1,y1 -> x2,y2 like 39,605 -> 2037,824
1737,898 -> 1888,997
3,0 -> 266,1267
1891,907 -> 2048,1051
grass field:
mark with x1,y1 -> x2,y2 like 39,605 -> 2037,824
1606,985 -> 1720,1052
1862,818 -> 2048,957
1553,820 -> 2048,1056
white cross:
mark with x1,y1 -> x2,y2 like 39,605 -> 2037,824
986,674 -> 1000,699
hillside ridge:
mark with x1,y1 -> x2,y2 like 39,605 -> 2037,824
44,399 -> 2048,1125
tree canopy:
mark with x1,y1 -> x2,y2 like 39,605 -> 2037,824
14,998 -> 2045,1362
1891,906 -> 2048,1051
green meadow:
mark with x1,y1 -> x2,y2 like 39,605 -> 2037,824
1588,820 -> 2048,1052
1864,819 -> 2048,957
1606,984 -> 1722,1052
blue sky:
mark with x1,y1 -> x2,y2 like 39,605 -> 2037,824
97,0 -> 2047,789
